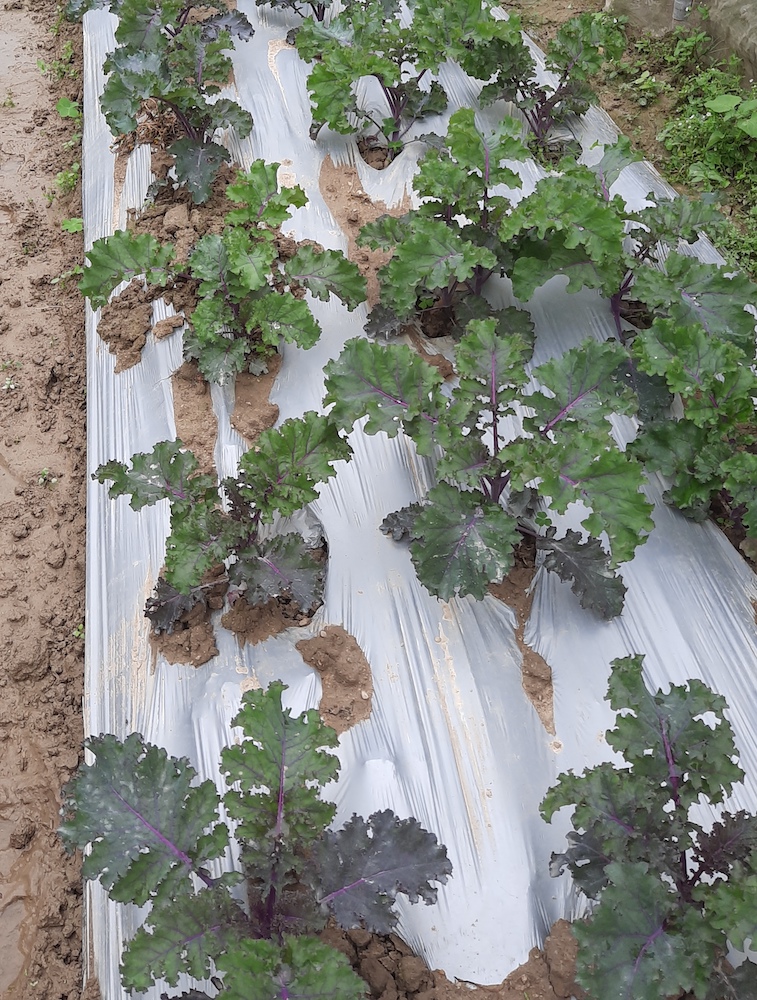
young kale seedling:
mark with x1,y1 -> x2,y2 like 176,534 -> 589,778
94,412 -> 350,633
60,681 -> 452,997
66,0 -> 255,202
541,656 -> 757,1000
357,107 -> 531,339
79,160 -> 366,384
467,12 -> 626,157
295,0 -> 525,160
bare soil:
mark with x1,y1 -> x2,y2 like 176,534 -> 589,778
0,1 -> 96,996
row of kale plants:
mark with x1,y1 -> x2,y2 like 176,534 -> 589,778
61,0 -> 757,995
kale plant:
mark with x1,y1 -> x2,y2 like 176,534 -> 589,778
352,128 -> 757,608
66,0 -> 255,202
496,140 -> 757,537
357,107 -> 531,340
80,160 -> 366,384
60,681 -> 452,997
541,656 -> 757,1000
295,0 -> 525,159
94,413 -> 350,633
464,11 -> 626,156
323,326 -> 653,619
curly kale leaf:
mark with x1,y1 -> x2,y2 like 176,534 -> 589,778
144,576 -> 213,634
632,251 -> 757,352
217,936 -> 367,1000
230,533 -> 325,611
93,440 -> 216,511
284,246 -> 367,309
220,682 -> 340,889
235,412 -> 352,521
225,160 -> 308,228
409,483 -> 521,601
537,528 -> 627,620
79,230 -> 174,309
170,137 -> 232,205
323,338 -> 445,454
121,886 -> 247,991
315,810 -> 452,934
59,733 -> 228,906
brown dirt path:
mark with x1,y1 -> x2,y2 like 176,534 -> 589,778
0,1 -> 95,996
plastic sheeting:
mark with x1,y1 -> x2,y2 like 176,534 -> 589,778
82,6 -> 757,998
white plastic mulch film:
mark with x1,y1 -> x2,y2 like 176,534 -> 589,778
82,6 -> 757,998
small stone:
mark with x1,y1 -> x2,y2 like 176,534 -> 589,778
360,689 -> 370,700
163,203 -> 190,234
45,544 -> 66,569
396,956 -> 429,993
10,818 -> 35,849
347,928 -> 373,949
360,957 -> 393,997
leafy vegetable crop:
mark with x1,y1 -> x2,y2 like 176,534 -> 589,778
80,160 -> 366,384
95,411 -> 350,633
66,0 -> 255,202
295,0 -> 526,158
462,11 -> 625,156
60,681 -> 452,997
359,126 -> 757,610
323,327 -> 652,619
541,656 -> 757,1000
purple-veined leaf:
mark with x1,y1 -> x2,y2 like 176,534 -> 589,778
606,655 -> 744,807
144,576 -> 213,634
59,733 -> 228,906
121,886 -> 247,991
453,316 -> 533,429
230,533 -> 325,610
220,682 -> 339,899
632,251 -> 757,352
410,482 -> 520,600
284,246 -> 367,310
217,936 -> 367,1000
323,338 -> 444,454
165,504 -> 233,594
527,339 -> 636,438
315,810 -> 452,934
93,440 -> 216,511
695,811 -> 757,879
575,861 -> 710,1000
507,439 -> 654,566
235,411 -> 352,521
380,218 -> 497,317
633,319 -> 757,427
170,137 -> 231,205
537,528 -> 626,620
